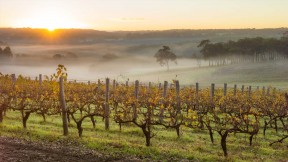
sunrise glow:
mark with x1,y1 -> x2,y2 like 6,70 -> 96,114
0,0 -> 288,31
14,10 -> 87,30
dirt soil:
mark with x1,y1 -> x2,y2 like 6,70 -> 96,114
0,137 -> 142,162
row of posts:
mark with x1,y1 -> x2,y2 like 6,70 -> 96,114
210,83 -> 274,99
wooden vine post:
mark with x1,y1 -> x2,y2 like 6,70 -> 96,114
133,80 -> 139,120
211,83 -> 215,106
59,76 -> 69,136
248,86 -> 252,98
267,87 -> 270,96
196,82 -> 199,98
39,74 -> 46,122
11,74 -> 17,111
160,81 -> 168,122
105,78 -> 110,130
39,74 -> 42,86
113,79 -> 116,91
224,83 -> 227,96
195,82 -> 199,110
11,74 -> 16,86
158,83 -> 162,90
175,80 -> 181,114
241,85 -> 245,95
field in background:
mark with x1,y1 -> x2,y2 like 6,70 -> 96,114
2,56 -> 288,90
128,61 -> 288,89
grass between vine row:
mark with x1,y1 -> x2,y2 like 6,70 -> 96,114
0,111 -> 287,162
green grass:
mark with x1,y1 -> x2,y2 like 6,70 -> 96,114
0,111 -> 287,161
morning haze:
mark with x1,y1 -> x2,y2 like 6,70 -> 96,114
0,0 -> 288,88
0,28 -> 287,88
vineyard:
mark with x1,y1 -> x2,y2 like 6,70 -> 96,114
0,70 -> 288,160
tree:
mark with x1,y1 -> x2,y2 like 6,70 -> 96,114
0,46 -> 13,58
197,39 -> 210,48
283,31 -> 288,38
154,46 -> 177,71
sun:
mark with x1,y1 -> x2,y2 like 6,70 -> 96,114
47,26 -> 55,31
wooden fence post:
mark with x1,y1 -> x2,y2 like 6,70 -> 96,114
59,77 -> 68,136
248,86 -> 252,98
105,78 -> 110,130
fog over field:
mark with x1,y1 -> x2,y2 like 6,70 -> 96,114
1,28 -> 288,89
0,46 -> 202,82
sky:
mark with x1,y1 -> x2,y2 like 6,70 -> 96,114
0,0 -> 288,31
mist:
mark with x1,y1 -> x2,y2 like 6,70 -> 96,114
1,28 -> 288,89
2,43 -> 288,90
0,44 -> 203,83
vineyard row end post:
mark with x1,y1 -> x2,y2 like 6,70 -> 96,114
59,76 -> 69,136
105,78 -> 110,130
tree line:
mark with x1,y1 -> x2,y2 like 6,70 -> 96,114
198,33 -> 288,66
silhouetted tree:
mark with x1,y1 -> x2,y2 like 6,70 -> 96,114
197,40 -> 210,48
53,54 -> 64,59
0,46 -> 13,58
154,46 -> 177,71
283,31 -> 288,38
